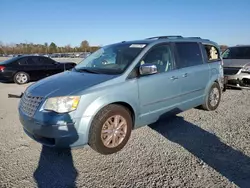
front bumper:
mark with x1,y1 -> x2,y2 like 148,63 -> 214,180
225,72 -> 250,89
18,108 -> 88,148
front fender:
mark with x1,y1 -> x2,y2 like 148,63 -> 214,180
83,93 -> 139,118
77,93 -> 139,144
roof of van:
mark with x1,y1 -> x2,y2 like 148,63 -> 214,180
118,36 -> 219,46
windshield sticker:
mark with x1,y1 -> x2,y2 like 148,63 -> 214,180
129,44 -> 146,48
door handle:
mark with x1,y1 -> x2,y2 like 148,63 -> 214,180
170,76 -> 178,80
182,73 -> 188,77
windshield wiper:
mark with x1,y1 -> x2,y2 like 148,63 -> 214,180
74,68 -> 101,74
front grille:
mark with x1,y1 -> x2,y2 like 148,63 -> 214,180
20,92 -> 43,117
223,67 -> 240,75
242,78 -> 250,86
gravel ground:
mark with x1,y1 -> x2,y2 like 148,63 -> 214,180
0,82 -> 250,188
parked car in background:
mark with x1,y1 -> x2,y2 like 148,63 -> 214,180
79,52 -> 91,58
18,36 -> 224,155
0,55 -> 76,84
222,45 -> 250,89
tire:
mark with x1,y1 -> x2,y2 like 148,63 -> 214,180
13,72 -> 30,85
88,104 -> 133,155
222,84 -> 227,92
201,82 -> 221,111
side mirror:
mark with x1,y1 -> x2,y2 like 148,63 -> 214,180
139,64 -> 157,75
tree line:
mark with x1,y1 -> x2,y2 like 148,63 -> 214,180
0,40 -> 100,55
0,40 -> 228,55
220,45 -> 228,52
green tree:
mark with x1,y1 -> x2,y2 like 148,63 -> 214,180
89,46 -> 100,53
49,42 -> 57,53
44,42 -> 48,53
0,41 -> 4,54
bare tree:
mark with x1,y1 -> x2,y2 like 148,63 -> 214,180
80,40 -> 89,52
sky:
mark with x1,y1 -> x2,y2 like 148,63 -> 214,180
1,0 -> 250,47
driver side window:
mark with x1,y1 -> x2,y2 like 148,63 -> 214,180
140,44 -> 173,73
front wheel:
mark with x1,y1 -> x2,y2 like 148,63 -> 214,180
201,82 -> 222,111
88,104 -> 133,155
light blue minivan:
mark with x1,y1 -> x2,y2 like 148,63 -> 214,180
18,36 -> 225,155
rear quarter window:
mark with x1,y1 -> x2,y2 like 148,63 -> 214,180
40,57 -> 56,65
0,56 -> 20,65
202,44 -> 221,62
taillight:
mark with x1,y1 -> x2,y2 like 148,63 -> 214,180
0,66 -> 5,71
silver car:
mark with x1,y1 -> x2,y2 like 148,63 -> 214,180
222,45 -> 250,89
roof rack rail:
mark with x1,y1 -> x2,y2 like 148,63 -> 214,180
185,37 -> 202,39
146,36 -> 183,40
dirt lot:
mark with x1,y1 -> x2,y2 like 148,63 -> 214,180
0,82 -> 250,188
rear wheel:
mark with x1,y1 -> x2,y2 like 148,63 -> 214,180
88,104 -> 133,155
13,72 -> 30,85
201,82 -> 221,111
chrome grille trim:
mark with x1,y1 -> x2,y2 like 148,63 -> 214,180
19,92 -> 43,117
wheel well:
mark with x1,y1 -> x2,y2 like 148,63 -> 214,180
214,79 -> 222,90
13,71 -> 30,81
214,79 -> 219,84
14,71 -> 29,77
111,102 -> 135,128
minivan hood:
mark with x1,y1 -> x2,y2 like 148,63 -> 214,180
26,70 -> 117,98
223,59 -> 250,68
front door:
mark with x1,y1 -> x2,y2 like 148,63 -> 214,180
137,43 -> 182,125
41,57 -> 61,76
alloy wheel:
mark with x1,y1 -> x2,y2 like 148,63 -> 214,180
16,73 -> 28,84
101,115 -> 128,148
209,87 -> 220,107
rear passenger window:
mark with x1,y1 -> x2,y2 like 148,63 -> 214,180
18,58 -> 28,65
31,58 -> 41,65
175,42 -> 203,68
203,44 -> 220,62
27,58 -> 36,65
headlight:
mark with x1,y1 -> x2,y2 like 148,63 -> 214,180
43,96 -> 80,113
242,66 -> 250,73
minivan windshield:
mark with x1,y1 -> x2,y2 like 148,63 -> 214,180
222,46 -> 250,59
74,42 -> 147,74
